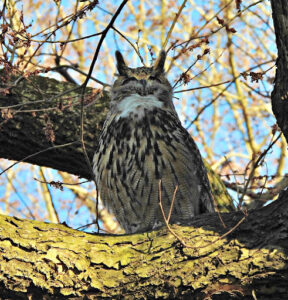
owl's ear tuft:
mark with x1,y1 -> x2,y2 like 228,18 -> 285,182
115,51 -> 128,76
153,50 -> 166,73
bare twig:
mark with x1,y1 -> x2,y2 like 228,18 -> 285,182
157,180 -> 248,249
224,174 -> 288,201
174,80 -> 231,94
39,167 -> 60,223
185,60 -> 274,129
158,180 -> 188,247
112,26 -> 146,66
173,0 -> 264,50
167,185 -> 178,223
216,209 -> 227,228
79,0 -> 129,232
238,133 -> 282,205
34,178 -> 89,187
163,0 -> 188,49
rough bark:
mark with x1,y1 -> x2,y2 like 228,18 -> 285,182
271,0 -> 288,143
0,72 -> 109,180
0,190 -> 287,299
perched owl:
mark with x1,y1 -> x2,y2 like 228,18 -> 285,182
93,50 -> 214,234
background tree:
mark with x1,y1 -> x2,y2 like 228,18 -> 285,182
0,0 -> 288,298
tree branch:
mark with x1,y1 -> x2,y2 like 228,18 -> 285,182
0,72 -> 109,180
0,191 -> 287,298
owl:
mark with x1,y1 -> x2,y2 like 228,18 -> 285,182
93,50 -> 214,234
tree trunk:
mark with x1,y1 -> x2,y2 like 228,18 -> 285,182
271,0 -> 288,143
0,190 -> 287,299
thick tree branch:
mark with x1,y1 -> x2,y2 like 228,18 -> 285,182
0,191 -> 287,299
0,72 -> 109,180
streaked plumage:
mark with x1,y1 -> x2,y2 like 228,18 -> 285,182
93,50 -> 214,233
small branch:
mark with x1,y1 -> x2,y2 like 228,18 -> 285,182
48,65 -> 110,87
174,80 -> 231,94
79,0 -> 129,231
79,0 -> 128,144
158,180 -> 188,247
39,167 -> 60,223
158,179 -> 248,251
163,0 -> 188,49
34,178 -> 89,188
112,26 -> 146,66
224,174 -> 288,201
185,60 -> 274,129
238,133 -> 282,204
167,185 -> 178,223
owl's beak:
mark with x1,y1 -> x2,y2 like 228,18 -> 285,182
139,79 -> 147,88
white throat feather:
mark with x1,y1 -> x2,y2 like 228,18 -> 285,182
116,94 -> 163,120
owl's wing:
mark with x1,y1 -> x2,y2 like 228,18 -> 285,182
147,109 -> 215,216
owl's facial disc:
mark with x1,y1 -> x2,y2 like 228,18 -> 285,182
111,51 -> 172,100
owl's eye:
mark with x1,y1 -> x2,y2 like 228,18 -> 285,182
149,76 -> 162,83
122,77 -> 137,85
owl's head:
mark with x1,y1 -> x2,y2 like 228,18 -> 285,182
111,50 -> 173,106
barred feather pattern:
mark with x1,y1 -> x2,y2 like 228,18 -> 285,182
93,51 -> 214,233
93,100 -> 214,233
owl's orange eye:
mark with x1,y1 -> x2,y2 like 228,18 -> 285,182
122,77 -> 137,85
149,76 -> 161,83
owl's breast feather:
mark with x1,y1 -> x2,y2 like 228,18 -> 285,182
115,94 -> 164,120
